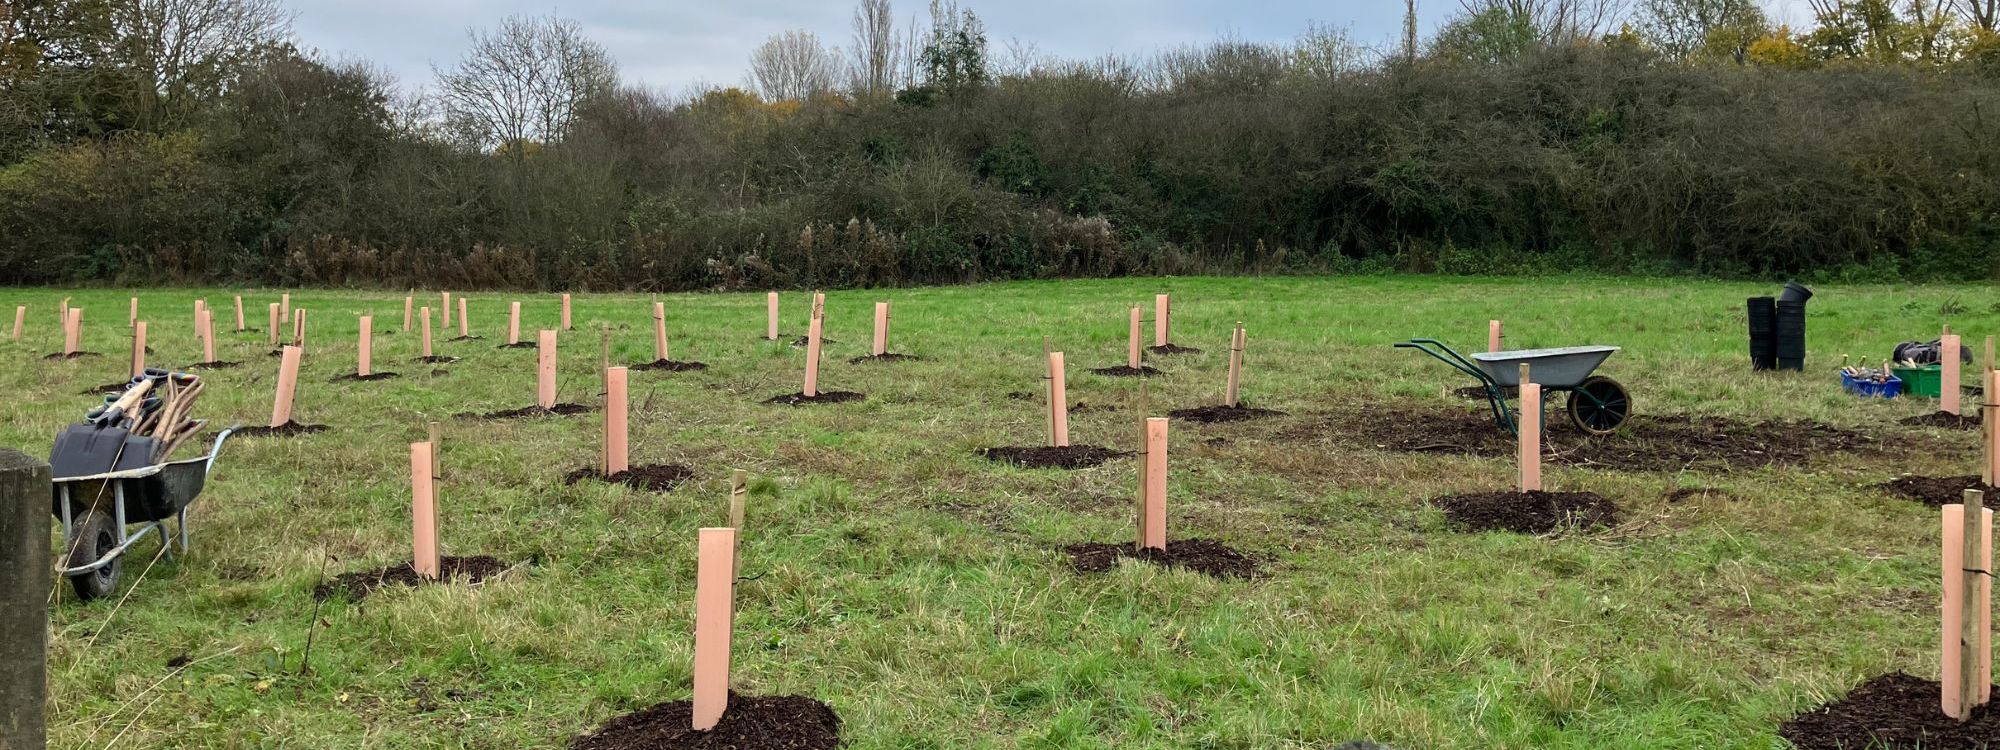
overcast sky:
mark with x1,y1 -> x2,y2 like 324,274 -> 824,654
287,0 -> 1819,95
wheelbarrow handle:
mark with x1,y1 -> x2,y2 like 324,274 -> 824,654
1395,339 -> 1494,386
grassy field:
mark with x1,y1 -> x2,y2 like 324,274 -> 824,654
4,276 -> 1997,749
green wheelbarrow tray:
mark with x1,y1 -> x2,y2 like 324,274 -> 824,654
1396,339 -> 1633,436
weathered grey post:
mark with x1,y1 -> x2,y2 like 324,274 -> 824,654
2,449 -> 50,750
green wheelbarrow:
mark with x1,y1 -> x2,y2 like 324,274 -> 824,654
1395,338 -> 1632,436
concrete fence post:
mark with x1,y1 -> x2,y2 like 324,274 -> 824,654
2,449 -> 51,750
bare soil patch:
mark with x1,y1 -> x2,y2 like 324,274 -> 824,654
332,372 -> 400,382
790,336 -> 839,347
1779,672 -> 1999,750
1146,344 -> 1202,355
43,352 -> 101,360
564,464 -> 695,493
314,555 -> 510,602
633,359 -> 709,372
1432,491 -> 1620,534
1064,539 -> 1261,579
848,353 -> 920,364
460,404 -> 592,419
231,422 -> 330,437
981,445 -> 1127,469
1168,404 -> 1285,424
1876,475 -> 1996,507
763,391 -> 865,406
188,361 -> 241,370
415,355 -> 459,365
1090,365 -> 1165,378
1900,411 -> 1982,430
497,341 -> 536,349
570,693 -> 840,750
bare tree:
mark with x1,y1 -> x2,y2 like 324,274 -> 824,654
1458,0 -> 1631,44
1634,0 -> 1765,58
109,0 -> 294,127
1405,0 -> 1422,61
750,29 -> 841,102
1955,0 -> 1998,31
433,13 -> 616,151
847,0 -> 899,99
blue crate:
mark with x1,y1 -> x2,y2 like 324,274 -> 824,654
1840,371 -> 1903,399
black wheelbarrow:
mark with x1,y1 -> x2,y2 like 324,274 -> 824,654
1396,338 -> 1632,435
51,429 -> 235,600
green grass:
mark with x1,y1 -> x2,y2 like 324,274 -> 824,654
3,276 -> 1995,749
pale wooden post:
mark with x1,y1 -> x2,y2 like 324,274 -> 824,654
653,302 -> 668,362
1,450 -> 51,750
507,302 -> 522,345
1982,503 -> 1995,706
420,307 -> 433,358
605,367 -> 629,474
412,441 -> 439,580
267,303 -> 279,346
233,296 -> 245,331
457,297 -> 470,337
766,292 -> 780,340
1154,294 -> 1170,347
292,309 -> 307,351
441,292 -> 451,328
281,293 -> 291,327
803,295 -> 825,397
1519,363 -> 1542,493
130,321 -> 147,377
729,470 -> 748,578
1139,417 -> 1168,551
401,294 -> 411,332
63,308 -> 81,355
192,299 -> 204,338
1490,320 -> 1503,353
562,294 -> 573,330
1225,324 -> 1245,408
358,315 -> 374,376
537,330 -> 557,409
1127,306 -> 1142,368
128,297 -> 138,328
11,306 -> 23,341
1944,330 -> 1963,415
1049,352 -> 1070,447
1944,490 -> 1989,720
271,345 -> 302,427
872,301 -> 889,356
692,527 -> 737,731
199,309 -> 215,364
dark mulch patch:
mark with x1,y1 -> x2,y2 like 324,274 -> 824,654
188,360 -> 241,370
267,349 -> 285,357
564,464 -> 696,492
1064,539 -> 1262,579
1293,404 -> 1884,472
570,693 -> 841,750
230,422 -> 330,437
763,391 -> 866,406
1432,491 -> 1621,534
430,369 -> 451,377
1090,365 -> 1165,378
1454,384 -> 1519,400
848,353 -> 920,364
1146,343 -> 1203,355
314,555 -> 511,602
332,372 -> 400,382
165,653 -> 191,670
1664,487 -> 1737,503
1168,404 -> 1286,424
459,404 -> 592,420
1779,672 -> 2000,750
1877,475 -> 1997,507
415,355 -> 460,364
1901,411 -> 1983,430
42,352 -> 101,360
84,382 -> 133,395
497,341 -> 536,349
1005,391 -> 1037,401
633,359 -> 709,372
790,336 -> 839,347
980,445 -> 1127,469
447,335 -> 482,342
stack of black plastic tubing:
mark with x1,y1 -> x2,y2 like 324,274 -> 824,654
1748,282 -> 1811,371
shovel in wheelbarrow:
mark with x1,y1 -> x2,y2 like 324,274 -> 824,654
50,370 -> 163,478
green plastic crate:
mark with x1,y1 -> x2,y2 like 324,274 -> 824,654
1893,364 -> 1943,398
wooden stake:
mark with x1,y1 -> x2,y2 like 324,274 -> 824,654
767,292 -> 780,341
411,441 -> 439,581
1154,294 -> 1170,347
271,345 -> 301,427
1519,363 -> 1542,493
200,309 -> 214,364
872,301 -> 889,357
653,302 -> 668,362
1225,323 -> 1245,408
441,292 -> 451,327
1490,320 -> 1503,353
458,297 -> 469,338
1139,417 -> 1168,551
11,306 -> 22,341
692,527 -> 737,731
128,297 -> 137,328
537,330 -> 557,409
1945,332 -> 1963,416
192,299 -> 204,338
293,309 -> 307,351
234,296 -> 244,331
804,295 -> 825,397
281,293 -> 291,327
63,308 -> 80,355
507,302 -> 521,345
1049,351 -> 1070,447
1982,504 -> 1995,706
357,315 -> 373,376
1946,491 -> 1991,720
562,293 -> 573,330
401,294 -> 411,332
605,367 -> 629,474
420,307 -> 433,358
1128,306 -> 1142,369
130,321 -> 146,377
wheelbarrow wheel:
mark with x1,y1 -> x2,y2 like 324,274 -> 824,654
1566,376 -> 1631,435
65,508 -> 121,601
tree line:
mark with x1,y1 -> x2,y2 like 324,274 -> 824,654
1,0 -> 1996,289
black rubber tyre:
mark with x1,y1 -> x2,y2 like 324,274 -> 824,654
1566,376 -> 1631,435
66,508 -> 121,601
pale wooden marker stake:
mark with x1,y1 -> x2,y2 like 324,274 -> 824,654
1225,324 -> 1246,408
458,297 -> 470,337
537,330 -> 557,409
872,301 -> 889,357
1139,417 -> 1168,551
267,303 -> 279,345
63,308 -> 81,355
271,345 -> 302,427
1519,363 -> 1542,493
1943,491 -> 1993,719
281,294 -> 291,327
200,309 -> 215,364
766,292 -> 780,340
1127,306 -> 1142,369
411,441 -> 439,580
1490,320 -> 1503,353
1981,503 -> 1995,706
11,306 -> 23,341
234,296 -> 245,331
441,292 -> 451,327
507,302 -> 522,345
193,299 -> 205,338
803,295 -> 825,397
129,297 -> 138,328
562,293 -> 573,330
1049,352 -> 1070,447
605,366 -> 629,474
293,309 -> 307,351
653,302 -> 668,362
358,315 -> 373,376
420,307 -> 433,358
1944,331 -> 1963,416
1155,294 -> 1170,347
130,321 -> 146,377
692,527 -> 737,731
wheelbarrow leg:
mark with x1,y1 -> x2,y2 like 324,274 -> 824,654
177,508 -> 189,555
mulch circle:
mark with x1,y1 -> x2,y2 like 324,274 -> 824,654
1064,539 -> 1262,579
1432,491 -> 1621,534
1900,411 -> 1983,430
1779,672 -> 1999,750
790,336 -> 839,347
1146,343 -> 1202,355
1005,391 -> 1037,401
848,353 -> 920,364
497,341 -> 536,349
570,693 -> 841,750
980,445 -> 1127,469
459,404 -> 593,420
447,335 -> 482,342
230,422 -> 331,437
763,391 -> 866,406
1090,365 -> 1165,378
188,361 -> 241,370
332,372 -> 400,382
415,355 -> 460,364
314,555 -> 511,602
1168,404 -> 1286,424
633,359 -> 709,372
42,352 -> 101,360
564,464 -> 696,492
1877,475 -> 1996,507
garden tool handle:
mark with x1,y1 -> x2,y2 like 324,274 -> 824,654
96,378 -> 155,425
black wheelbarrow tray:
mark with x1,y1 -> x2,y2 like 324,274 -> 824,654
1395,339 -> 1632,436
50,428 -> 236,601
